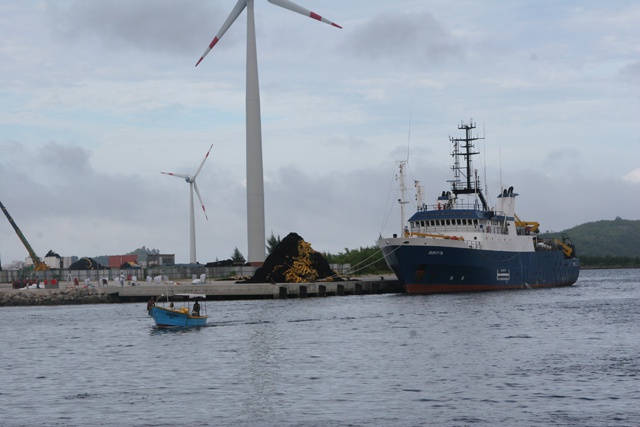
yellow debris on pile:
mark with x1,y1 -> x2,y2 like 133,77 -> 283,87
250,232 -> 339,284
283,240 -> 320,283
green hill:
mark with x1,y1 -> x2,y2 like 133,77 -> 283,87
541,217 -> 640,258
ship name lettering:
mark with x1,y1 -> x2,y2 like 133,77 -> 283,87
428,251 -> 444,255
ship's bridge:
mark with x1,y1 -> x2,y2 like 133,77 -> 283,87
409,208 -> 489,223
408,208 -> 515,237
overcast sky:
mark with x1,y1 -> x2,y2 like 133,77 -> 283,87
1,0 -> 639,265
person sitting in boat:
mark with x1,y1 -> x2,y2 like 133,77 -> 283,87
147,297 -> 156,311
192,301 -> 201,317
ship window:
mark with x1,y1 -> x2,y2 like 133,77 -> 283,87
421,221 -> 425,227
456,219 -> 461,225
446,219 -> 451,226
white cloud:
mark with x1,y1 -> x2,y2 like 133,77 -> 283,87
623,168 -> 640,183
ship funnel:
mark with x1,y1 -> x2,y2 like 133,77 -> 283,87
497,186 -> 518,217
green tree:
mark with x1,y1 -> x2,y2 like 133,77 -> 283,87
231,247 -> 246,264
324,245 -> 390,275
266,232 -> 281,255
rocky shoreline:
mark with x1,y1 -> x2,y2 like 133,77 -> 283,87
0,287 -> 115,306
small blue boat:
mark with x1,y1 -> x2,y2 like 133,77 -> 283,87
148,293 -> 208,329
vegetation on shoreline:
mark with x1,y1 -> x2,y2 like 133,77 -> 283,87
579,256 -> 640,269
540,217 -> 640,268
323,246 -> 391,275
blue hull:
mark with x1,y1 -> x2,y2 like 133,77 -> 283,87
381,244 -> 580,294
149,306 -> 207,329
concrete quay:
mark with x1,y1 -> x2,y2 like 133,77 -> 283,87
103,276 -> 402,302
0,276 -> 403,305
108,278 -> 403,302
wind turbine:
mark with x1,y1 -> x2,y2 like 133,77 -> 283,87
196,0 -> 341,265
161,144 -> 213,264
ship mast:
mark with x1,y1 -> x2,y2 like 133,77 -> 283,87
449,120 -> 488,210
397,160 -> 409,236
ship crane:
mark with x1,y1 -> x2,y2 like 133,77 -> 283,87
0,200 -> 49,271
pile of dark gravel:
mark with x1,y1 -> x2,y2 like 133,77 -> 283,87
67,257 -> 105,270
246,232 -> 341,283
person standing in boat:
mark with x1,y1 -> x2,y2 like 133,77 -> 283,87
147,297 -> 155,311
192,301 -> 201,316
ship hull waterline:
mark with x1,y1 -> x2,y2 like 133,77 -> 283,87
380,240 -> 580,295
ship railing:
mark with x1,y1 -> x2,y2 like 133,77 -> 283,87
410,224 -> 508,236
417,201 -> 488,212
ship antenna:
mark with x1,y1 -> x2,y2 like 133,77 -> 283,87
499,147 -> 503,193
406,101 -> 413,162
483,137 -> 489,205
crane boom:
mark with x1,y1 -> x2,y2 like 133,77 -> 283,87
0,200 -> 48,270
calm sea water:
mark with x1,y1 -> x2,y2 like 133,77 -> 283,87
1,269 -> 638,427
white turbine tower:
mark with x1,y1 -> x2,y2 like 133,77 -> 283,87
161,144 -> 213,264
196,0 -> 341,265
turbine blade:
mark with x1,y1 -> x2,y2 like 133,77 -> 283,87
161,172 -> 189,180
193,182 -> 208,221
194,144 -> 213,178
267,0 -> 342,29
196,0 -> 247,66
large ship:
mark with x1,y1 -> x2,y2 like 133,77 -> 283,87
378,121 -> 580,294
